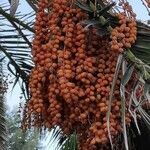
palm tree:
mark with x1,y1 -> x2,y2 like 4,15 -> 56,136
0,55 -> 7,150
0,0 -> 150,149
6,108 -> 39,150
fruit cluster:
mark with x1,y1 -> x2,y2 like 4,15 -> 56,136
110,13 -> 137,53
110,0 -> 137,53
21,0 -> 136,149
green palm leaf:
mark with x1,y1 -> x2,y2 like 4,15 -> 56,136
0,1 -> 35,98
131,23 -> 150,65
62,133 -> 77,150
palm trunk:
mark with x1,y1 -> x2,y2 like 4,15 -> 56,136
0,55 -> 7,150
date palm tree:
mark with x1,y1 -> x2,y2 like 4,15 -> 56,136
0,56 -> 7,150
0,0 -> 150,149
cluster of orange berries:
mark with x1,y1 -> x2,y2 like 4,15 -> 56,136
76,38 -> 132,150
21,0 -> 135,149
110,13 -> 137,53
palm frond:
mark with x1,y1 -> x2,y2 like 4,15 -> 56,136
10,0 -> 19,16
107,54 -> 123,149
41,127 -> 66,150
42,127 -> 78,150
0,1 -> 35,98
26,0 -> 37,12
132,22 -> 150,65
0,6 -> 34,33
76,0 -> 118,37
115,47 -> 150,150
62,133 -> 77,150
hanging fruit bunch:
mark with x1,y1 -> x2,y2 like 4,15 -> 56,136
21,0 -> 150,149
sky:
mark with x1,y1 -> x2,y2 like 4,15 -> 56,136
127,0 -> 149,21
